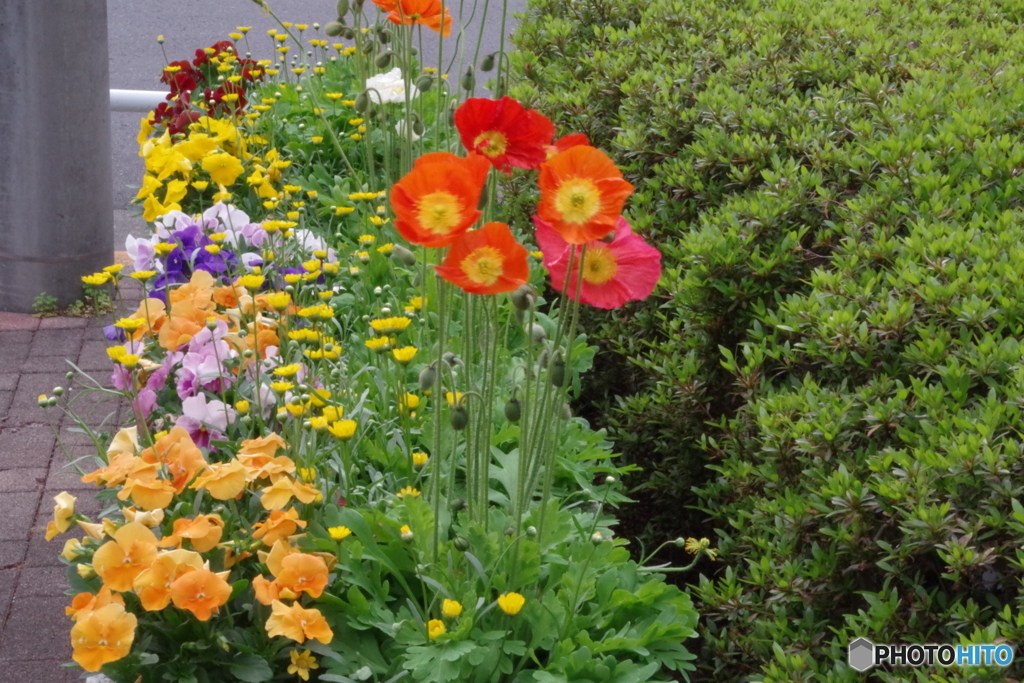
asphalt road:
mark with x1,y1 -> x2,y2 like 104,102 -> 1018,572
107,0 -> 526,247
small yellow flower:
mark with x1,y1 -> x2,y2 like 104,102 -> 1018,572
299,467 -> 317,482
236,274 -> 265,291
106,345 -> 127,362
235,400 -> 250,414
154,242 -> 176,256
192,180 -> 210,191
407,296 -> 425,311
271,381 -> 295,393
392,346 -> 418,365
334,206 -> 355,216
400,394 -> 420,412
445,392 -> 464,405
322,406 -> 344,422
204,244 -> 222,255
427,618 -> 446,640
349,133 -> 363,141
377,243 -> 394,254
441,599 -> 463,618
287,649 -> 319,681
81,273 -> 112,286
328,526 -> 352,541
103,264 -> 124,274
311,136 -> 324,143
131,270 -> 156,281
273,363 -> 302,377
114,317 -> 146,331
266,291 -> 291,311
370,317 -> 411,335
411,451 -> 429,468
328,420 -> 357,440
364,336 -> 394,352
119,354 -> 141,367
284,273 -> 302,284
397,486 -> 420,499
497,592 -> 525,615
308,416 -> 329,431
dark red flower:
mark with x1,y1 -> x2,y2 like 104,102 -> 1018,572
454,97 -> 556,173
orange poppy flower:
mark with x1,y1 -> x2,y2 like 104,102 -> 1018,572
190,459 -> 249,499
391,152 -> 491,248
274,553 -> 329,599
252,507 -> 307,546
386,0 -> 451,36
265,600 -> 334,644
133,549 -> 204,611
260,476 -> 320,510
92,522 -> 159,592
157,514 -> 225,552
66,586 -> 124,620
371,0 -> 398,9
142,428 -> 207,494
71,602 -> 138,672
170,568 -> 233,621
434,222 -> 529,295
537,145 -> 634,244
455,97 -> 556,173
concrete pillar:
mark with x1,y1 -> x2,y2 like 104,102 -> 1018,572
0,0 -> 114,313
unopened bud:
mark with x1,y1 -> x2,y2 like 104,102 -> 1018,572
504,526 -> 516,537
391,243 -> 417,267
418,364 -> 437,391
325,21 -> 345,36
449,498 -> 466,512
66,371 -> 75,379
442,351 -> 459,366
52,387 -> 64,397
591,531 -> 603,544
374,51 -> 394,68
561,403 -> 571,420
511,284 -> 536,311
460,66 -> 475,91
529,323 -> 546,344
452,536 -> 470,552
480,53 -> 496,72
360,39 -> 376,55
450,404 -> 468,431
354,91 -> 370,113
503,398 -> 521,423
336,0 -> 350,16
412,119 -> 424,136
526,526 -> 537,537
415,75 -> 433,92
379,29 -> 392,44
550,354 -> 566,387
341,27 -> 356,40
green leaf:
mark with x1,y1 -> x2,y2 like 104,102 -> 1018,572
228,654 -> 273,682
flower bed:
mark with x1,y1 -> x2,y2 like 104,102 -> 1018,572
41,2 -> 706,682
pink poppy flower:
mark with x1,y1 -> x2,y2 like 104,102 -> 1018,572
534,215 -> 661,309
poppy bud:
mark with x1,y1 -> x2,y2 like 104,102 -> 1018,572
341,27 -> 356,39
453,536 -> 470,552
415,75 -> 433,92
412,118 -> 425,136
354,91 -> 370,112
353,0 -> 365,10
336,0 -> 350,12
526,526 -> 538,537
561,402 -> 572,420
504,398 -> 521,422
550,354 -> 566,387
460,66 -> 475,91
418,364 -> 437,391
538,348 -> 549,369
450,404 -> 468,431
392,243 -> 417,267
376,108 -> 390,123
511,284 -> 536,311
600,230 -> 616,243
529,323 -> 546,344
481,53 -> 496,72
325,21 -> 345,36
450,498 -> 466,512
504,526 -> 516,536
379,29 -> 392,44
375,51 -> 394,68
360,39 -> 376,55
442,352 -> 459,366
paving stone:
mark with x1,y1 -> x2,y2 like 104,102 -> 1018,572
0,660 -> 71,683
0,312 -> 40,331
0,426 -> 57,468
18,357 -> 82,375
15,565 -> 69,597
13,373 -> 71,407
38,318 -> 88,330
0,467 -> 46,493
0,569 -> 17,631
0,330 -> 34,345
0,390 -> 13,418
0,542 -> 26,569
0,349 -> 32,374
0,596 -> 71,661
0,373 -> 18,391
67,393 -> 123,428
76,341 -> 115,372
0,492 -> 39,541
46,446 -> 101,492
22,528 -> 64,569
28,331 -> 85,358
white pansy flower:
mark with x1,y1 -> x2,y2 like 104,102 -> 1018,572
365,68 -> 419,104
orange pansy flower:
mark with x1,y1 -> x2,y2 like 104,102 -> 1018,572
251,507 -> 307,546
434,222 -> 529,295
66,586 -> 124,620
265,600 -> 334,644
260,476 -> 320,510
92,522 -> 159,592
170,568 -> 233,621
133,549 -> 204,611
158,313 -> 204,351
140,426 -> 207,493
71,602 -> 138,672
169,269 -> 217,310
391,153 -> 490,248
261,538 -> 299,576
253,574 -> 283,606
190,459 -> 248,499
117,471 -> 177,511
274,553 -> 329,598
537,145 -> 634,244
238,432 -> 290,459
237,453 -> 297,482
157,514 -> 225,552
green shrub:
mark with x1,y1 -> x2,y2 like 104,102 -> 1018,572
508,0 -> 1024,678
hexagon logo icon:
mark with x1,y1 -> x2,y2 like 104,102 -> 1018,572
848,638 -> 875,672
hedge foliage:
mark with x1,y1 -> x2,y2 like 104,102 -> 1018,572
507,0 -> 1024,679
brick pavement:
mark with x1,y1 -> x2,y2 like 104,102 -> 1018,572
0,277 -> 138,681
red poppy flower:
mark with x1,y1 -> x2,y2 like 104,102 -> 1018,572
545,133 -> 590,160
455,97 -> 556,173
534,216 -> 661,309
435,222 -> 529,294
537,145 -> 633,244
372,0 -> 399,10
391,152 -> 491,248
386,0 -> 452,36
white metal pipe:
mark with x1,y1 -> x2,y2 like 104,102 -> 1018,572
110,89 -> 166,113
